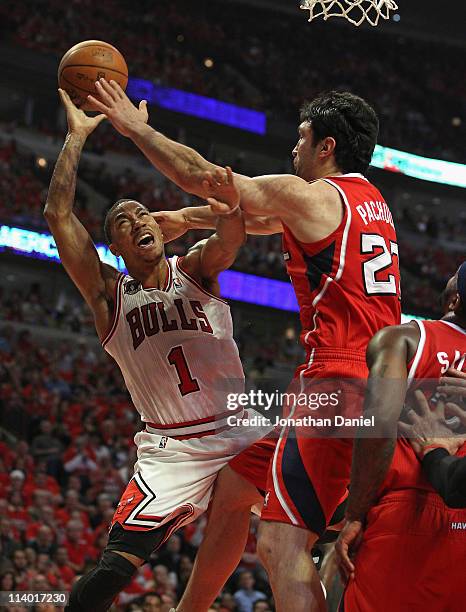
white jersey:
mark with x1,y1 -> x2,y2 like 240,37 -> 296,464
103,256 -> 245,435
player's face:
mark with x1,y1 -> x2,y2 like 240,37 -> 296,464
292,122 -> 320,181
110,201 -> 164,265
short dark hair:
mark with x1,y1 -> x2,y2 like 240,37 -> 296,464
103,199 -> 138,244
300,91 -> 379,174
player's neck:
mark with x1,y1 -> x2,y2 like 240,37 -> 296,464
314,162 -> 343,181
442,312 -> 466,330
128,257 -> 169,290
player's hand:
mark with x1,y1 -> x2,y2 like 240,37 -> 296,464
335,519 -> 364,582
202,166 -> 240,214
151,210 -> 189,243
398,390 -> 466,457
59,89 -> 106,138
87,78 -> 148,137
438,368 -> 466,399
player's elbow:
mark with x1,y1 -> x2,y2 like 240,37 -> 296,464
44,203 -> 69,221
43,205 -> 57,223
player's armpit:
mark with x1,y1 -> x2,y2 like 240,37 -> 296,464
244,213 -> 283,235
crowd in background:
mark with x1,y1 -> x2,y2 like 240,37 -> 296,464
0,0 -> 465,162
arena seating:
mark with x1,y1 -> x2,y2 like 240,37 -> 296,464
0,0 -> 464,161
0,3 -> 465,607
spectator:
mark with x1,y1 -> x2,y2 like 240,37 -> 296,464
10,549 -> 31,590
0,570 -> 16,591
233,571 -> 267,612
141,592 -> 162,612
31,420 -> 63,464
0,518 -> 20,560
28,525 -> 56,557
53,546 -> 76,589
151,564 -> 177,600
61,520 -> 93,573
55,490 -> 89,529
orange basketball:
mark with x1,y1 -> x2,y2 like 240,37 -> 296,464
58,40 -> 128,111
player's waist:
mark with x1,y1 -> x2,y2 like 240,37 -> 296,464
144,406 -> 243,440
375,488 -> 453,510
304,347 -> 367,363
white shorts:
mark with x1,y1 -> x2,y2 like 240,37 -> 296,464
111,409 -> 271,542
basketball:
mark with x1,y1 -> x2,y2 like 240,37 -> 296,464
58,40 -> 128,111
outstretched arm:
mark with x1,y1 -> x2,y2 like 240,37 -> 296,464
152,207 -> 282,243
88,80 -> 311,222
179,167 -> 245,296
44,90 -> 119,341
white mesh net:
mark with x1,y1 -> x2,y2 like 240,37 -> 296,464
300,0 -> 398,26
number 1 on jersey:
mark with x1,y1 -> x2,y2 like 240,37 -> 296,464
167,346 -> 200,396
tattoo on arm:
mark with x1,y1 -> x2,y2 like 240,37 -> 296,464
44,133 -> 117,323
45,133 -> 85,218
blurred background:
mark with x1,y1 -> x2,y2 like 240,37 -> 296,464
0,1 -> 465,610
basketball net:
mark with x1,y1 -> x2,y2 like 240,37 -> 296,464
300,0 -> 398,26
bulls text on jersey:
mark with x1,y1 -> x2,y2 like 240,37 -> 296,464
126,298 -> 213,350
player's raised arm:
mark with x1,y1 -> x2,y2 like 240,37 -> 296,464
87,79 -> 312,225
44,90 -> 119,341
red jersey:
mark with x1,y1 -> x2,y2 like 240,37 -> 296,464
282,174 -> 401,356
380,318 -> 466,497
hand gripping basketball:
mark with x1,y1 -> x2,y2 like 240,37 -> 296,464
87,78 -> 148,137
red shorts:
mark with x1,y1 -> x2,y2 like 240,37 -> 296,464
342,490 -> 466,611
230,349 -> 368,535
